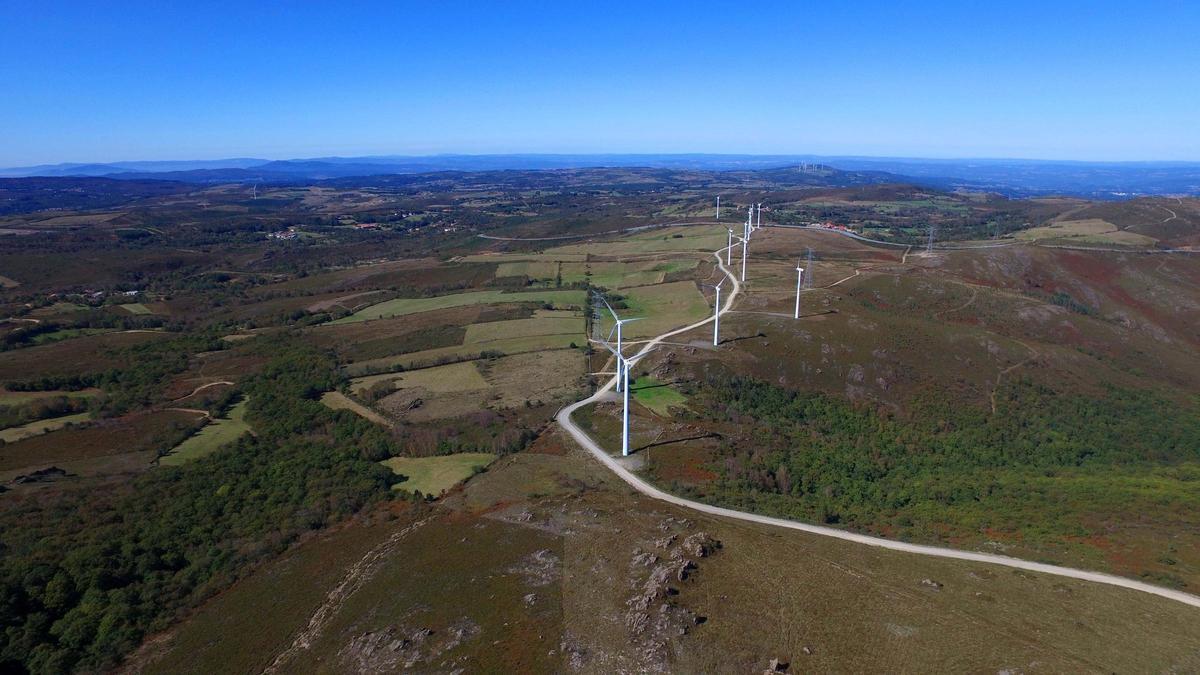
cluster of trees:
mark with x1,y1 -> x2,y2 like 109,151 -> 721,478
0,396 -> 88,432
1,315 -> 166,353
0,339 -> 405,673
395,409 -> 538,457
7,334 -> 225,415
689,373 -> 1200,542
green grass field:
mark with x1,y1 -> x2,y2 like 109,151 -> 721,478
1016,218 -> 1159,246
548,225 -> 728,256
495,260 -> 560,279
345,334 -> 581,375
462,314 -> 583,344
119,302 -> 153,315
319,391 -> 393,427
159,398 -> 251,466
632,376 -> 689,416
459,252 -> 589,263
382,453 -> 496,496
331,289 -> 586,323
350,361 -> 490,396
566,262 -> 664,288
496,259 -> 699,289
610,280 -> 712,338
29,328 -> 112,345
0,411 -> 91,443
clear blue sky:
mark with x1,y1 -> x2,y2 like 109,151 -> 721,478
3,1 -> 1198,166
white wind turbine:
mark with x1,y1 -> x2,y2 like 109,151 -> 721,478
794,262 -> 805,319
709,278 -> 726,345
608,317 -> 643,392
726,227 -> 734,265
599,340 -> 654,457
741,209 -> 750,281
755,202 -> 762,230
715,195 -> 721,220
597,294 -> 642,393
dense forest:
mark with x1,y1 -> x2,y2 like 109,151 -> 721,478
0,339 -> 406,673
683,374 -> 1200,577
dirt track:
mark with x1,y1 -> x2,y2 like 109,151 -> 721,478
557,228 -> 1200,611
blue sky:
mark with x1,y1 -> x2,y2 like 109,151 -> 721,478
2,1 -> 1198,165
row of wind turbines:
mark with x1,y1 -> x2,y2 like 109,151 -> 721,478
593,198 -> 807,457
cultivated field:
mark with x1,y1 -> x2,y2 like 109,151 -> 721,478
350,361 -> 489,397
494,259 -> 700,289
1017,218 -> 1159,246
346,335 -> 582,375
319,391 -> 393,427
548,225 -> 730,256
331,289 -> 586,323
382,453 -> 496,495
373,350 -> 585,422
609,280 -> 712,339
462,313 -> 582,343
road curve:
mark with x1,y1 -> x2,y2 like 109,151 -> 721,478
556,236 -> 1200,610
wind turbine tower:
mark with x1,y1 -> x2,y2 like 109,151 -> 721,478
794,263 -> 805,319
596,293 -> 641,393
610,316 -> 642,392
601,342 -> 648,457
621,353 -> 631,455
740,209 -> 751,280
712,279 -> 725,346
715,195 -> 721,221
756,202 -> 762,230
726,228 -> 734,265
741,226 -> 749,281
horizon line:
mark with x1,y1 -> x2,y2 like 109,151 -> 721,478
6,151 -> 1200,172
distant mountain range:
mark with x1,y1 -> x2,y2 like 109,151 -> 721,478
3,154 -> 1199,198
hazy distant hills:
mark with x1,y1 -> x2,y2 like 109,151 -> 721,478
819,157 -> 1200,198
0,158 -> 267,178
2,154 -> 1199,198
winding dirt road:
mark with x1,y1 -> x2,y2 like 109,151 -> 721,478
556,234 -> 1200,610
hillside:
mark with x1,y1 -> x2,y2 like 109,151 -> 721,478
0,172 -> 1197,672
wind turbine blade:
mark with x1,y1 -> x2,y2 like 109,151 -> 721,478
596,339 -> 619,357
625,351 -> 655,368
600,297 -> 620,321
